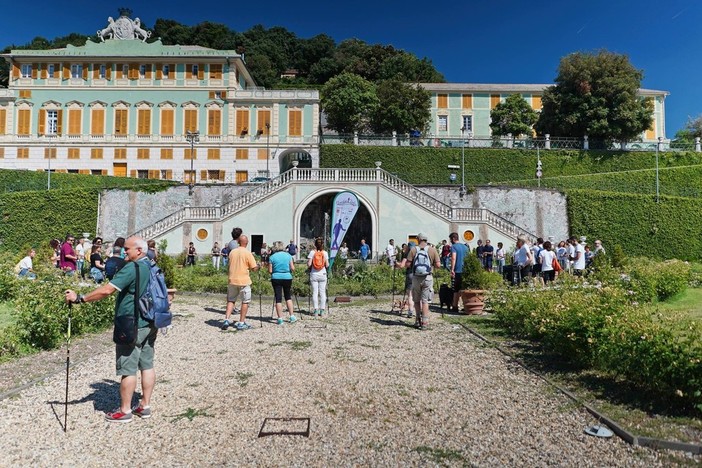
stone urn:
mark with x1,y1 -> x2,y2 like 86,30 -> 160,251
460,289 -> 486,315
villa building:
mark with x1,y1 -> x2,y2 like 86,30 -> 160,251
0,11 -> 319,182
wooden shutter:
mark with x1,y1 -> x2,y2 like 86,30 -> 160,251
129,63 -> 138,80
82,64 -> 88,80
258,148 -> 267,160
91,148 -> 103,159
207,148 -> 220,159
462,94 -> 472,109
160,109 -> 174,135
106,63 -> 112,80
63,64 -> 70,79
210,64 -> 223,79
160,148 -> 173,159
145,65 -> 152,79
37,109 -> 46,135
130,170 -> 137,178
490,95 -> 500,109
137,148 -> 150,159
208,109 -> 221,135
93,65 -> 99,79
56,110 -> 63,135
0,109 -> 5,134
236,170 -> 248,183
137,109 -> 151,135
20,109 -> 33,135
185,148 -> 196,160
235,109 -> 249,135
41,66 -> 47,79
200,169 -> 208,181
184,109 -> 197,133
79,169 -> 90,174
532,95 -> 542,110
115,109 -> 127,134
236,148 -> 248,160
257,110 -> 271,134
221,91 -> 227,99
437,94 -> 448,108
114,148 -> 127,159
288,110 -> 302,136
31,65 -> 37,79
165,170 -> 173,179
208,91 -> 215,99
156,67 -> 162,80
68,109 -> 81,135
186,64 -> 192,77
91,108 -> 104,135
11,63 -> 20,78
68,148 -> 80,159
197,64 -> 204,80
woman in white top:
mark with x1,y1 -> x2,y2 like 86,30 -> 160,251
339,242 -> 349,260
495,242 -> 506,274
307,237 -> 330,317
539,241 -> 557,284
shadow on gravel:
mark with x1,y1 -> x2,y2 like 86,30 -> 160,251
47,379 -> 131,429
369,314 -> 415,328
369,308 -> 400,318
204,307 -> 225,315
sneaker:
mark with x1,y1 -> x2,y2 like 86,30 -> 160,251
313,309 -> 319,317
451,306 -> 459,313
318,310 -> 325,317
221,320 -> 230,330
236,322 -> 253,331
105,409 -> 132,423
132,405 -> 152,419
277,318 -> 284,325
289,315 -> 298,323
406,311 -> 413,318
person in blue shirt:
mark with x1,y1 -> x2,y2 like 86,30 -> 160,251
359,238 -> 370,262
449,232 -> 469,313
268,241 -> 298,325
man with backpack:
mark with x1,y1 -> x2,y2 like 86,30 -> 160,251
285,239 -> 298,259
65,236 -> 164,423
399,232 -> 441,330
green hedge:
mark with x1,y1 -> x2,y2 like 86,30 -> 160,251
320,145 -> 702,186
567,190 -> 702,261
0,169 -> 176,193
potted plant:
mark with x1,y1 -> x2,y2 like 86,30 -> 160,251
460,253 -> 491,315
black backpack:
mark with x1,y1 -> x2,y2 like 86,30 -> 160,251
105,256 -> 126,280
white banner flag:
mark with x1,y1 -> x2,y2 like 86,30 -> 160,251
329,191 -> 360,267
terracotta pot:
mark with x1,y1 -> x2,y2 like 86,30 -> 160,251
460,289 -> 486,315
167,288 -> 178,304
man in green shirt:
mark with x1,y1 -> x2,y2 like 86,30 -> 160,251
65,236 -> 158,423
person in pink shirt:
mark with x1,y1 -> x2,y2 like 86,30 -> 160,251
59,233 -> 78,275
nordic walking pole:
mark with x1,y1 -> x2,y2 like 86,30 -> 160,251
258,268 -> 263,328
391,266 -> 396,312
64,302 -> 72,433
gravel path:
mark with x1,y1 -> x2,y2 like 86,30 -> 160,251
0,295 -> 682,466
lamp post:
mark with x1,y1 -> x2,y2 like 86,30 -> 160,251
655,136 -> 661,203
185,130 -> 199,196
265,122 -> 271,178
460,126 -> 466,198
536,145 -> 542,188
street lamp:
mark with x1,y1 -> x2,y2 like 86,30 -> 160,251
460,126 -> 466,198
265,122 -> 271,178
185,130 -> 199,195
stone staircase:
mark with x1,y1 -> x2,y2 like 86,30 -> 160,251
133,167 -> 535,241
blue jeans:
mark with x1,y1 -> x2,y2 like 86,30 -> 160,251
18,268 -> 36,280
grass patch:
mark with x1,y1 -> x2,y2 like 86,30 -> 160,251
0,302 -> 14,329
168,406 -> 214,423
270,340 -> 312,351
656,288 -> 702,321
443,314 -> 702,445
414,446 -> 465,464
236,372 -> 254,387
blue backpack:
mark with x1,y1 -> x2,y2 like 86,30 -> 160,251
135,261 -> 172,329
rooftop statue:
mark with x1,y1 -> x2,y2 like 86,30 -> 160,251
97,10 -> 151,42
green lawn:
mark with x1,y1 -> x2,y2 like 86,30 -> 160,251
0,302 -> 15,329
657,288 -> 702,321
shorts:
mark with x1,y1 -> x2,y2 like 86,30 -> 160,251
411,274 -> 434,304
451,273 -> 463,293
271,278 -> 292,303
404,272 -> 412,291
227,284 -> 252,304
115,325 -> 157,376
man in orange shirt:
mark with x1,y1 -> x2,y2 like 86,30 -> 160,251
222,235 -> 260,330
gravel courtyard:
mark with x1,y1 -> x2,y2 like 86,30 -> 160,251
0,295 -> 675,466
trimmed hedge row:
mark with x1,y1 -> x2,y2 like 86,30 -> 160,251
319,145 -> 702,186
0,169 -> 176,194
567,190 -> 702,261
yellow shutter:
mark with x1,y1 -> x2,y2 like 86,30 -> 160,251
114,148 -> 127,160
56,109 -> 63,135
68,148 -> 80,159
165,170 -> 173,179
207,148 -> 220,159
236,109 -> 249,135
31,66 -> 37,79
68,109 -> 81,135
156,67 -> 162,80
236,170 -> 248,184
40,65 -> 47,79
91,108 -> 104,135
11,63 -> 20,78
115,109 -> 127,134
218,170 -> 225,181
93,65 -> 99,79
184,109 -> 197,133
0,109 -> 5,134
257,110 -> 271,134
106,63 -> 112,80
130,170 -> 137,178
91,148 -> 103,159
288,110 -> 302,136
208,109 -> 221,135
160,149 -> 172,159
137,148 -> 150,159
197,64 -> 204,80
186,64 -> 192,77
490,95 -> 501,109
208,91 -> 215,99
36,109 -> 46,135
210,64 -> 222,79
160,109 -> 174,135
138,109 -> 151,135
145,65 -> 152,79
462,94 -> 472,109
82,64 -> 88,80
184,148 -> 196,160
63,64 -> 70,79
236,148 -> 248,160
437,94 -> 448,108
221,91 -> 227,99
129,64 -> 138,80
79,169 -> 90,174
532,95 -> 542,110
258,148 -> 267,160
200,169 -> 208,180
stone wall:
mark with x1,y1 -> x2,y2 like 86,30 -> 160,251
419,185 -> 569,242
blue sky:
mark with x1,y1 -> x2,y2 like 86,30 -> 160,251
1,0 -> 699,135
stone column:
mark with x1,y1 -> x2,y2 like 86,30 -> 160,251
375,160 -> 382,181
583,135 -> 589,150
506,133 -> 513,148
696,137 -> 701,153
545,134 -> 551,150
353,131 -> 359,145
392,131 -> 397,147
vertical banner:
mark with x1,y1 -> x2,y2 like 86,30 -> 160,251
329,191 -> 359,268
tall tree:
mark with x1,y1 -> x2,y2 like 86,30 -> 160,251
490,94 -> 539,137
536,50 -> 653,143
370,79 -> 431,135
321,73 -> 378,134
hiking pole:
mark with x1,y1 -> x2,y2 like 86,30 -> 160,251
64,302 -> 72,433
258,268 -> 263,328
391,266 -> 396,312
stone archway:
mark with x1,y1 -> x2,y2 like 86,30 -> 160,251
277,148 -> 312,173
294,188 -> 378,258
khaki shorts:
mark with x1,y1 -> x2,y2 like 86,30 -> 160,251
115,325 -> 157,376
411,274 -> 434,304
227,284 -> 252,304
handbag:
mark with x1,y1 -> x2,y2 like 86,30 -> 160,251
112,265 -> 140,345
552,257 -> 563,272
